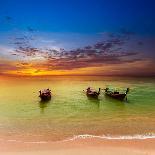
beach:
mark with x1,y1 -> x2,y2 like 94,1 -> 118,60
0,138 -> 155,155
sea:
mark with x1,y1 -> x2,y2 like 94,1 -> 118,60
0,76 -> 155,143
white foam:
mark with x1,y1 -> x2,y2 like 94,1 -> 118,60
64,133 -> 155,141
24,141 -> 48,144
2,133 -> 155,144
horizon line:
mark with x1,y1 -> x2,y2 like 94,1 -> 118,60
1,74 -> 155,78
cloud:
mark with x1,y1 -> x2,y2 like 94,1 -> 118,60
10,32 -> 141,71
1,31 -> 155,76
0,45 -> 15,59
0,59 -> 18,74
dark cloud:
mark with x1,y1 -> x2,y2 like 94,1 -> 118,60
10,35 -> 35,52
40,51 -> 139,70
11,32 -> 140,71
12,47 -> 44,57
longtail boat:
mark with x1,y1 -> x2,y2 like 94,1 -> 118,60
104,87 -> 129,100
85,87 -> 101,98
39,88 -> 51,101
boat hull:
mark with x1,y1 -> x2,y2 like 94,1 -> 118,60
105,93 -> 126,100
87,92 -> 100,98
39,95 -> 51,101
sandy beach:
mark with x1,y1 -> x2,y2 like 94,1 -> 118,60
0,138 -> 155,155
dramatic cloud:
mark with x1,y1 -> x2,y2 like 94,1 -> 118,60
10,32 -> 141,71
0,30 -> 155,76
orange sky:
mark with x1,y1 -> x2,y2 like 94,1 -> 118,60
1,57 -> 155,77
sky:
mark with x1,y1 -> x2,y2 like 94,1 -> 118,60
0,0 -> 155,76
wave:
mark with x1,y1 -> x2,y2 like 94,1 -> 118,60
63,133 -> 155,141
2,133 -> 155,144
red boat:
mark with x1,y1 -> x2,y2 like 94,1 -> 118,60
105,88 -> 129,100
39,89 -> 51,101
86,87 -> 101,98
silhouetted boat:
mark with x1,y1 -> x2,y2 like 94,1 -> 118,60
39,89 -> 51,101
104,88 -> 129,100
86,87 -> 101,98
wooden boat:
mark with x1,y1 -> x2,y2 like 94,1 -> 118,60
86,87 -> 101,98
105,88 -> 129,100
39,89 -> 51,101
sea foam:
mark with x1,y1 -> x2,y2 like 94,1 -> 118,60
3,133 -> 155,144
64,133 -> 155,141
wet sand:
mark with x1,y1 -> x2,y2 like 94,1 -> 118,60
0,138 -> 154,155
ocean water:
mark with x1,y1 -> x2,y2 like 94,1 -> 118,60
0,76 -> 155,142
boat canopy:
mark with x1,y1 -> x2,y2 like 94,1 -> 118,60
42,89 -> 51,94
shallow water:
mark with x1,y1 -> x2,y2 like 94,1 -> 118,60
0,76 -> 155,142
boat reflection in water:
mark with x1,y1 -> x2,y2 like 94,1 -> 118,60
39,99 -> 51,113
